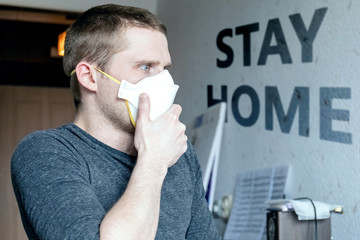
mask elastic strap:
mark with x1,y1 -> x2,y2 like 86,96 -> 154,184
70,66 -> 122,85
90,67 -> 138,126
126,101 -> 136,127
71,66 -> 136,126
92,66 -> 122,85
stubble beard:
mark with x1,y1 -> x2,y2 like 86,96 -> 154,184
100,99 -> 135,135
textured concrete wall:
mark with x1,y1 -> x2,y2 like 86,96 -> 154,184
158,0 -> 360,238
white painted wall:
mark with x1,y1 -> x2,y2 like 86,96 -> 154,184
158,0 -> 360,238
0,0 -> 157,13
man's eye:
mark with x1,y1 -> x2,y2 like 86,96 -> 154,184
140,64 -> 150,71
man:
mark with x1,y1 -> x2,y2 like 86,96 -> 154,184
11,4 -> 221,240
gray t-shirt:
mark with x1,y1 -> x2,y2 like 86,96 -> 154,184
11,124 -> 220,240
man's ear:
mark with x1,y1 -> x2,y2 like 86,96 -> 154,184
75,62 -> 97,92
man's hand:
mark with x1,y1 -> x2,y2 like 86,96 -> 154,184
100,93 -> 187,239
134,93 -> 188,172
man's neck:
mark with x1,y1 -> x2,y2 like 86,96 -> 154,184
73,111 -> 137,156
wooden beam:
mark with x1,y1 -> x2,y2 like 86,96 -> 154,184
0,9 -> 76,25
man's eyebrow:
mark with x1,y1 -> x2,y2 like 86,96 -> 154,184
134,59 -> 172,68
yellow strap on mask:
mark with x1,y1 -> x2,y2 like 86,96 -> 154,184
126,101 -> 136,127
92,66 -> 122,85
70,66 -> 122,85
71,66 -> 136,127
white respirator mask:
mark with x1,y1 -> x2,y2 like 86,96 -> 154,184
88,66 -> 179,127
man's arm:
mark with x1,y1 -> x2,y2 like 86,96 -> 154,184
185,148 -> 221,240
100,93 -> 188,239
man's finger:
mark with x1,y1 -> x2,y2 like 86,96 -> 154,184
167,104 -> 182,119
137,93 -> 151,122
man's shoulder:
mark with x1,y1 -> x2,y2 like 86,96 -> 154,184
15,124 -> 72,149
173,141 -> 201,178
11,124 -> 76,166
182,141 -> 199,164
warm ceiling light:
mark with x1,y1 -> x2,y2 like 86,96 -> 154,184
58,31 -> 66,56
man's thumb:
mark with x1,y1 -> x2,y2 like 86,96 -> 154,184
137,93 -> 151,122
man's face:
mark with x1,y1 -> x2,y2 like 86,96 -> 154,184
95,27 -> 172,131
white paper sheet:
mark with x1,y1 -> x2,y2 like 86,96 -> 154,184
224,166 -> 289,240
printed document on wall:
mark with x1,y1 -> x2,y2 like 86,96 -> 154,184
224,165 -> 289,240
